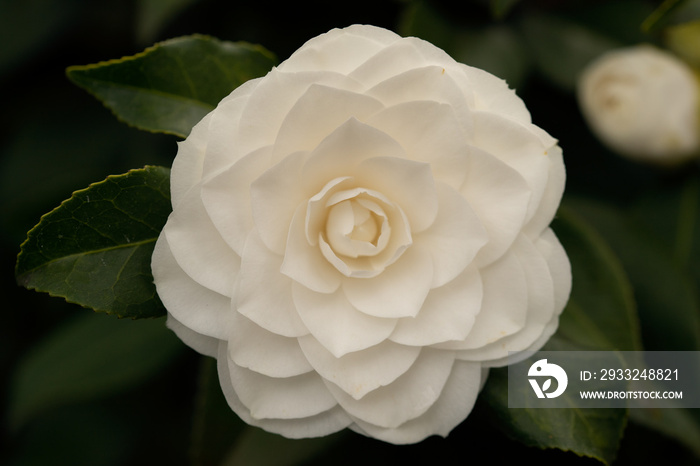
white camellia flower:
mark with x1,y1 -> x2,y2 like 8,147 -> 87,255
152,25 -> 571,444
578,44 -> 700,163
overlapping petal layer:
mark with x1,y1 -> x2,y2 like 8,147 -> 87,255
152,24 -> 570,445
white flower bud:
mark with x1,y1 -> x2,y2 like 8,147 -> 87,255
578,44 -> 700,164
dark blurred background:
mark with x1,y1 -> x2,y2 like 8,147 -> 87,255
2,0 -> 698,465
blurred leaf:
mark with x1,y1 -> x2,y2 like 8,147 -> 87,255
15,166 -> 171,319
452,25 -> 532,88
190,358 -> 246,466
8,314 -> 182,429
67,35 -> 277,137
665,20 -> 700,71
490,0 -> 520,19
135,0 -> 201,44
482,206 -> 642,464
559,1 -> 654,46
520,12 -> 620,91
564,196 -> 700,460
400,1 -> 531,88
567,197 -> 700,351
221,427 -> 344,466
642,0 -> 700,31
399,1 -> 455,51
551,205 -> 642,352
643,0 -> 686,31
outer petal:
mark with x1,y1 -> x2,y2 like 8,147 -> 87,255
460,147 -> 532,267
365,66 -> 473,132
278,25 -> 401,75
459,64 -> 531,124
299,336 -> 421,400
472,111 -> 550,224
164,183 -> 240,297
170,111 -> 212,208
326,348 -> 455,429
236,230 -> 309,338
536,228 -> 572,314
458,234 -> 555,363
151,235 -> 232,340
523,144 -> 566,239
201,146 -> 272,256
217,342 -> 352,438
350,38 -> 461,91
390,264 -> 483,346
228,360 -> 337,421
350,359 -> 482,444
434,249 -> 528,350
292,283 -> 397,358
166,313 -> 219,358
201,79 -> 261,179
228,311 -> 313,378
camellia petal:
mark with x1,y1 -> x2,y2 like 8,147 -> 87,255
152,235 -> 233,341
416,182 -> 488,287
153,24 -> 570,444
164,183 -> 240,297
217,344 -> 353,438
343,244 -> 434,319
326,348 -> 455,429
435,249 -> 528,350
236,230 -> 310,338
389,264 -> 483,346
228,311 -> 313,378
298,336 -> 421,400
293,282 -> 397,358
350,359 -> 482,444
457,234 -> 555,363
272,84 -> 384,161
227,359 -> 338,420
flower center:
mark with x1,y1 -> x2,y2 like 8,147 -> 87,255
306,177 -> 412,278
325,198 -> 387,258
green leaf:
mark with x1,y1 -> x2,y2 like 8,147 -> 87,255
135,0 -> 201,44
8,313 -> 183,429
561,197 -> 700,458
520,12 -> 620,91
490,0 -> 520,19
567,197 -> 700,352
642,0 -> 700,31
67,35 -> 277,137
16,166 -> 171,319
551,205 -> 642,352
482,369 -> 626,465
481,206 -> 642,464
